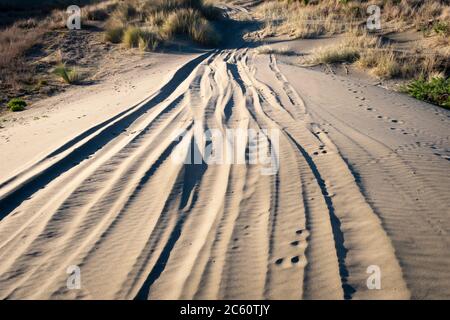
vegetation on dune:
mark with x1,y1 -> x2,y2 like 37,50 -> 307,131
0,0 -> 222,107
104,25 -> 125,43
403,76 -> 450,109
256,45 -> 297,55
6,97 -> 27,112
160,8 -> 220,45
122,26 -> 159,51
308,43 -> 360,64
104,0 -> 221,47
53,64 -> 81,84
256,0 -> 449,108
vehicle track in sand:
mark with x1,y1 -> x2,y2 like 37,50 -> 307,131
0,46 -> 412,300
0,1 -> 449,300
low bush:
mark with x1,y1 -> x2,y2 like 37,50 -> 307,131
7,97 -> 27,111
403,76 -> 450,108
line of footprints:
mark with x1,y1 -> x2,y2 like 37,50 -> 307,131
274,228 -> 308,268
347,87 -> 413,135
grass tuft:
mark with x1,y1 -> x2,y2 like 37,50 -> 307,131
104,25 -> 125,43
122,26 -> 159,50
308,43 -> 360,64
256,45 -> 297,55
161,8 -> 220,46
53,64 -> 81,84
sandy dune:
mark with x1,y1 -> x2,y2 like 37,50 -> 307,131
0,2 -> 449,300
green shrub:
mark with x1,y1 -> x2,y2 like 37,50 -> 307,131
433,21 -> 449,37
7,98 -> 27,112
403,77 -> 450,109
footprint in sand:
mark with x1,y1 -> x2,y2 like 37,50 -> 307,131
313,149 -> 327,156
290,240 -> 300,246
291,256 -> 300,264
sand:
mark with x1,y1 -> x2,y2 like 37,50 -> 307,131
0,1 -> 449,300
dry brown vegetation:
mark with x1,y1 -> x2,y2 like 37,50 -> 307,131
256,1 -> 449,81
103,0 -> 221,48
0,1 -> 121,106
0,0 -> 222,110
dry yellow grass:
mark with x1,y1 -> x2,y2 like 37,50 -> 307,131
257,1 -> 448,80
103,0 -> 221,46
301,23 -> 448,80
255,0 -> 449,39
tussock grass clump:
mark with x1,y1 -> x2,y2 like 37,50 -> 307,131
307,43 -> 360,64
103,0 -> 221,48
104,25 -> 125,43
53,64 -> 81,84
161,8 -> 220,46
122,26 -> 159,51
7,97 -> 27,112
122,26 -> 143,48
256,45 -> 297,55
370,51 -> 401,78
403,76 -> 450,108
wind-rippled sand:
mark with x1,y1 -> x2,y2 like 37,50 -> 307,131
0,4 -> 449,299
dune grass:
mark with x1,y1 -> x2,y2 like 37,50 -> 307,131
308,43 -> 360,64
256,45 -> 297,55
103,0 -> 221,47
104,25 -> 125,43
256,0 -> 449,38
258,1 -> 448,80
122,26 -> 159,51
160,8 -> 219,46
53,64 -> 81,84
